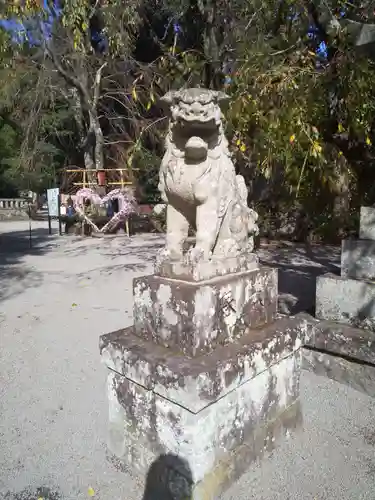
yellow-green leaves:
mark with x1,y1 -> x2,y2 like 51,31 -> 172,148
311,141 -> 322,157
236,138 -> 247,153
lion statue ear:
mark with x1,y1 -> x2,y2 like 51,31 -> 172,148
159,90 -> 178,115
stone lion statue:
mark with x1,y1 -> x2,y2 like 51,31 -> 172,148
158,87 -> 258,264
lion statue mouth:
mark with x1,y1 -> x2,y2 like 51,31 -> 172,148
178,120 -> 219,161
184,135 -> 208,161
175,118 -> 221,162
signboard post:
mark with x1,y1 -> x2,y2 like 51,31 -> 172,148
28,202 -> 32,248
58,194 -> 62,236
47,187 -> 60,235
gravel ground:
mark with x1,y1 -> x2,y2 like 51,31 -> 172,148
0,220 -> 374,500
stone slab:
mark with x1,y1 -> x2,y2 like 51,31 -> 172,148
100,314 -> 306,413
302,315 -> 375,365
341,238 -> 375,280
133,266 -> 277,357
155,251 -> 259,282
105,351 -> 301,488
359,206 -> 375,241
315,273 -> 375,331
110,400 -> 303,500
302,348 -> 375,398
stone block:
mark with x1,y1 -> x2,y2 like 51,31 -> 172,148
291,314 -> 375,396
133,266 -> 277,356
303,315 -> 375,365
100,314 -> 304,497
155,251 -> 259,282
341,238 -> 375,280
100,314 -> 305,413
359,206 -> 375,241
316,273 -> 375,331
302,348 -> 375,399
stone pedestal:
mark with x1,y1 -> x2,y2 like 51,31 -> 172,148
100,255 -> 305,498
341,238 -> 375,280
155,251 -> 259,281
359,206 -> 375,240
316,206 -> 375,332
133,267 -> 277,356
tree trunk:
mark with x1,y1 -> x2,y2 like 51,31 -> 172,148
91,112 -> 104,171
66,87 -> 96,172
46,45 -> 107,189
83,132 -> 95,171
197,0 -> 222,89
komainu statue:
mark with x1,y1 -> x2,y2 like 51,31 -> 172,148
158,87 -> 258,264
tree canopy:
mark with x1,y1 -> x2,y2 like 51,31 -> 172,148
0,0 -> 375,239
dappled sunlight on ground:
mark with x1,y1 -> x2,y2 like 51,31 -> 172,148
0,221 -> 372,500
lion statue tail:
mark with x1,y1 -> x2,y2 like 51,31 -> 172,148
235,174 -> 259,236
235,174 -> 248,205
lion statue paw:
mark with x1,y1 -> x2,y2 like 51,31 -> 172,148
155,247 -> 173,267
185,246 -> 211,264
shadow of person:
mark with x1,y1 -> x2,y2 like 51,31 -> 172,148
142,453 -> 193,500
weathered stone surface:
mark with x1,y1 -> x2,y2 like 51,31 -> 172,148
155,251 -> 259,282
109,400 -> 302,500
341,238 -> 375,280
359,206 -> 375,241
315,273 -> 375,331
191,400 -> 302,500
157,87 -> 259,267
133,266 -> 277,356
101,314 -> 305,413
302,315 -> 375,365
105,351 -> 301,486
302,348 -> 375,398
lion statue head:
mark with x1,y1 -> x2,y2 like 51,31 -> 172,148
160,88 -> 231,163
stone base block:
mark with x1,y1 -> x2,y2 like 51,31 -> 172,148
110,401 -> 302,500
101,314 -> 305,413
302,314 -> 375,364
359,206 -> 375,241
133,266 -> 277,356
316,273 -> 375,331
300,313 -> 375,396
155,251 -> 259,282
302,348 -> 375,398
341,238 -> 375,280
100,315 -> 305,497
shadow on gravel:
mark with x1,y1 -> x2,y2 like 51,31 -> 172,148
259,241 -> 341,315
3,486 -> 61,500
0,226 -> 57,303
